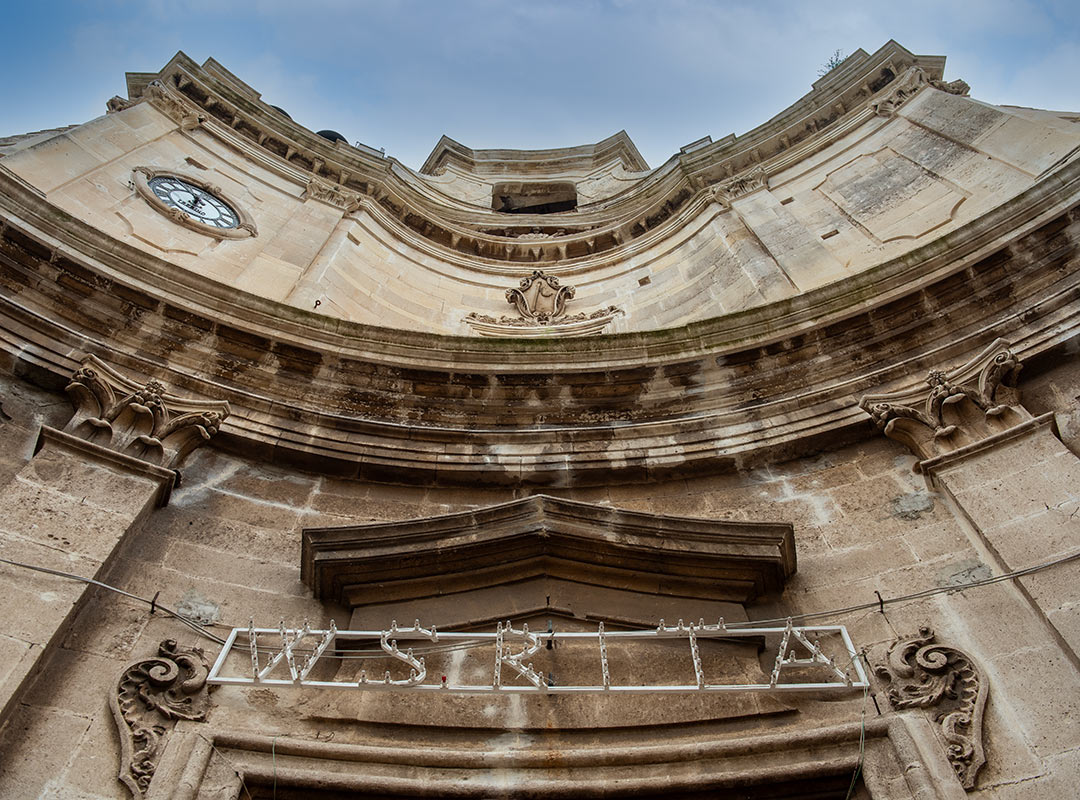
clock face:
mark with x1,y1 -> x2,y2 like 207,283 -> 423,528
148,176 -> 239,229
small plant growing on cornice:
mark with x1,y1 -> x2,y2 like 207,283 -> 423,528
818,49 -> 847,77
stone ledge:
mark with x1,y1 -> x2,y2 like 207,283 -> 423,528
35,426 -> 178,507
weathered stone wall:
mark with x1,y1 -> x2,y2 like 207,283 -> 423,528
5,63 -> 1077,338
0,360 -> 1077,798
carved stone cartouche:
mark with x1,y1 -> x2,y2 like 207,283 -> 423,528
505,270 -> 575,323
64,355 -> 230,470
873,627 -> 988,790
110,640 -> 212,799
305,176 -> 360,210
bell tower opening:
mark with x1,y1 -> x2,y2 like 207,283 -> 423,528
493,181 -> 578,213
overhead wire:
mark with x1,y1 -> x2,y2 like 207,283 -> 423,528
0,555 -> 227,645
3,546 -> 1080,660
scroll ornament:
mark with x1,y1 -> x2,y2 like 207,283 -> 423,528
713,165 -> 769,204
65,355 -> 229,470
144,81 -> 205,131
305,177 -> 361,210
463,271 -> 622,336
871,66 -> 971,118
110,640 -> 213,799
874,628 -> 988,789
859,341 -> 1022,457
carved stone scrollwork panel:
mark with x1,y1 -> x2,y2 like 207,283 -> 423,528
858,338 -> 1025,460
872,628 -> 988,790
110,640 -> 213,800
64,355 -> 230,470
929,78 -> 971,97
506,270 -> 575,322
872,65 -> 931,118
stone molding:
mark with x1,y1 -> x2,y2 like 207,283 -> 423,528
2,149 -> 1080,484
463,305 -> 623,337
36,426 -> 178,506
64,355 -> 230,471
872,628 -> 988,790
110,640 -> 213,800
859,338 -> 1026,460
131,166 -> 257,240
302,494 -> 796,609
918,411 -> 1056,478
111,43 -> 942,270
142,717 -> 966,800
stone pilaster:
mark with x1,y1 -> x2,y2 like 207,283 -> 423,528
860,339 -> 1080,661
0,356 -> 228,728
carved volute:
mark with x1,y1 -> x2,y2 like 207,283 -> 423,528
63,355 -> 230,471
859,339 -> 1025,461
871,628 -> 988,790
110,640 -> 213,799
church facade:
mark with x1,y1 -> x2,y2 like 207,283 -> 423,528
0,40 -> 1078,798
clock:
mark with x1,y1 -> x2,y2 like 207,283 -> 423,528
131,166 -> 257,239
148,176 -> 239,229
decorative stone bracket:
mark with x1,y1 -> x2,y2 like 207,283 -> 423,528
713,165 -> 769,205
871,628 -> 988,790
144,80 -> 206,132
63,354 -> 230,471
859,338 -> 1024,460
872,66 -> 971,118
304,176 -> 361,210
110,640 -> 213,800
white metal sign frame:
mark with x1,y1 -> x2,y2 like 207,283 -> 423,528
207,619 -> 869,694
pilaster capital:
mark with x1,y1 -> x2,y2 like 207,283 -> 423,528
63,355 -> 230,471
859,338 -> 1026,460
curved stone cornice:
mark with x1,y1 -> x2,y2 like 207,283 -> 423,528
419,131 -> 649,176
119,42 -> 947,272
1,150 -> 1077,484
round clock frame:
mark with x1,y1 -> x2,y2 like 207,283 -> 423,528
131,166 -> 257,240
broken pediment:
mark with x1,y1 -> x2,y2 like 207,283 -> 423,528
301,495 -> 796,629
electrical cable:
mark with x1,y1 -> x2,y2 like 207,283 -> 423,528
843,654 -> 871,800
0,555 -> 227,645
722,546 -> 1080,630
200,735 -> 254,800
4,546 -> 1080,661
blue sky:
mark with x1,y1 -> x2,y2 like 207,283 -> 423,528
2,0 -> 1079,169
